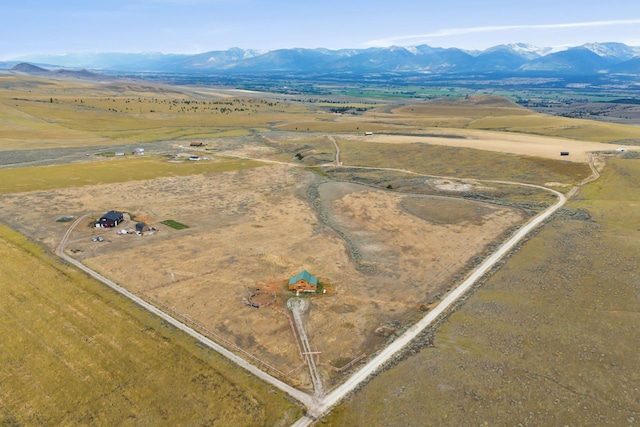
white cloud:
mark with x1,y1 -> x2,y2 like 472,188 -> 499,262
364,19 -> 640,48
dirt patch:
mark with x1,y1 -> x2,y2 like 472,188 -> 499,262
431,178 -> 473,192
340,130 -> 615,163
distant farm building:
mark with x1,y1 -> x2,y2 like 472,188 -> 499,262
190,141 -> 203,147
364,131 -> 374,136
133,147 -> 145,155
560,151 -> 570,156
288,270 -> 318,293
96,210 -> 124,228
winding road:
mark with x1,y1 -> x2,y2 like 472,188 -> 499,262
54,146 -> 599,426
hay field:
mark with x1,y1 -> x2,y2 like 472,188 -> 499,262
0,223 -> 301,426
324,157 -> 640,426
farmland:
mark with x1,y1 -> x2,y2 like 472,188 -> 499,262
0,223 -> 301,426
1,72 -> 640,423
324,158 -> 640,426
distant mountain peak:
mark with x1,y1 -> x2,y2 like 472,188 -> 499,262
11,62 -> 49,73
484,43 -> 552,60
581,42 -> 640,61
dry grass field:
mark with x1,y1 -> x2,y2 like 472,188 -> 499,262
0,162 -> 525,391
0,75 -> 316,149
323,157 -> 640,426
3,74 -> 640,422
0,156 -> 262,193
0,223 -> 301,426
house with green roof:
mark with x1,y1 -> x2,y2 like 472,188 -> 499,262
288,270 -> 318,293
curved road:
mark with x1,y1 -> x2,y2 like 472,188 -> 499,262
289,143 -> 593,423
54,150 -> 598,426
305,185 -> 567,419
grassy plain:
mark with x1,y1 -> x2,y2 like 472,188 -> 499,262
0,156 -> 262,194
0,76 -> 317,148
469,113 -> 640,142
0,223 -> 301,426
3,73 -> 640,422
324,158 -> 640,426
392,95 -> 640,143
336,139 -> 590,185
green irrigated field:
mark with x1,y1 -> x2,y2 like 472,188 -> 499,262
0,223 -> 301,426
0,156 -> 264,194
324,157 -> 640,426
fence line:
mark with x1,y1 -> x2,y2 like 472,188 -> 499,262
141,293 -> 287,378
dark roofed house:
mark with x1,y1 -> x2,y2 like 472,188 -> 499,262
96,210 -> 124,228
288,270 -> 318,293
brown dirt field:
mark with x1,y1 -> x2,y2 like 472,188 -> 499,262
0,162 -> 525,391
339,130 -> 619,163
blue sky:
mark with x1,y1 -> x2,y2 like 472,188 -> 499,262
2,0 -> 640,59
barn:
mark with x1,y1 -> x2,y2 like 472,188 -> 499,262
288,270 -> 318,293
96,210 -> 124,228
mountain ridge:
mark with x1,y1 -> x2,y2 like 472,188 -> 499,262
7,42 -> 640,75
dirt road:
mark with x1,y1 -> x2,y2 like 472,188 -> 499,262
52,152 -> 599,426
328,136 -> 341,166
291,156 -> 603,424
299,184 -> 567,420
55,215 -> 315,409
288,298 -> 324,398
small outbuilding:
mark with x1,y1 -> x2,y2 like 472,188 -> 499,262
135,222 -> 150,233
96,210 -> 124,228
288,270 -> 318,293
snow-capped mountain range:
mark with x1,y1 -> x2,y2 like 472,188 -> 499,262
6,42 -> 640,75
